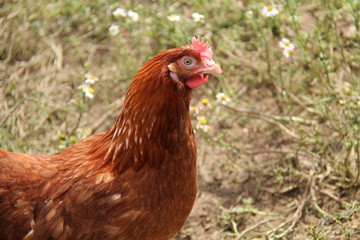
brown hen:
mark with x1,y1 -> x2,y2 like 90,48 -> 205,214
0,37 -> 222,240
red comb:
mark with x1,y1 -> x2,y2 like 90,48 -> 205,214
191,36 -> 213,60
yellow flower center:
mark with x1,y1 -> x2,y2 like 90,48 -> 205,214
201,98 -> 209,105
220,95 -> 227,100
267,7 -> 273,11
70,136 -> 77,143
190,106 -> 197,112
284,42 -> 290,46
199,119 -> 207,125
88,88 -> 94,94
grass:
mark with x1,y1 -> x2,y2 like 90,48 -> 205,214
1,0 -> 360,239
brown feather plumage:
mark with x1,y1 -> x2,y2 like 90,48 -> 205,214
0,39 -> 221,240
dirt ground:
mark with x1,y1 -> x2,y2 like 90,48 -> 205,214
175,141 -> 360,240
174,89 -> 360,239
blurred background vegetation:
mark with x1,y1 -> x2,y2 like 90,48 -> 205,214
0,0 -> 359,239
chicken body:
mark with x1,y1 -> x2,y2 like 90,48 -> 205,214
0,37 -> 221,240
0,131 -> 196,240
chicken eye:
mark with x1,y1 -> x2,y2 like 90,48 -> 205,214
182,57 -> 195,68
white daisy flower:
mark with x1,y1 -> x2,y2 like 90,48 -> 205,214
282,49 -> 293,58
167,15 -> 181,22
84,73 -> 99,84
112,8 -> 127,17
245,10 -> 254,19
190,105 -> 199,115
216,93 -> 231,105
202,125 -> 211,132
109,24 -> 120,36
279,38 -> 295,51
339,99 -> 346,105
197,116 -> 207,126
196,116 -> 211,132
78,84 -> 95,99
199,98 -> 211,109
191,13 -> 204,23
127,10 -> 139,22
201,98 -> 209,106
260,6 -> 279,17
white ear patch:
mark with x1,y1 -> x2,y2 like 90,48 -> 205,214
111,194 -> 122,201
169,71 -> 179,81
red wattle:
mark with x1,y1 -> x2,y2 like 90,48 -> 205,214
186,75 -> 208,89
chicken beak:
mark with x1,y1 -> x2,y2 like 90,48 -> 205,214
196,59 -> 223,76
